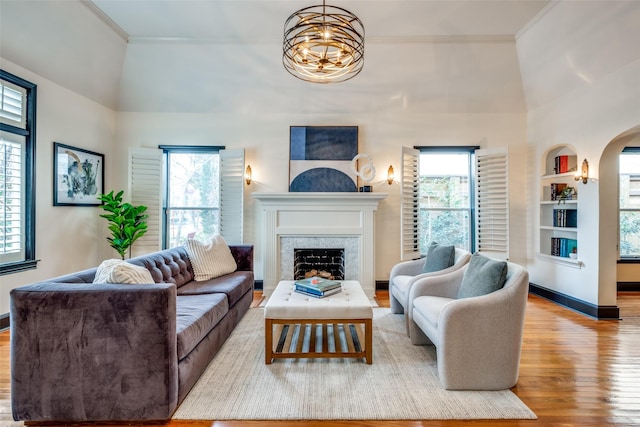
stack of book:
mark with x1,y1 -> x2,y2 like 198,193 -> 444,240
550,237 -> 578,257
553,209 -> 578,227
550,183 -> 568,201
294,277 -> 342,298
554,155 -> 577,174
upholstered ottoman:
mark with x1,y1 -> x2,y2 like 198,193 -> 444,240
264,280 -> 373,364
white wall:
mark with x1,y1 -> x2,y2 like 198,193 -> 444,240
0,59 -> 117,315
115,110 -> 528,282
517,1 -> 640,306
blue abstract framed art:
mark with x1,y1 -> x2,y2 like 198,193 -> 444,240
289,126 -> 358,192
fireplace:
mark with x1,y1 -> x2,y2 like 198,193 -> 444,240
252,192 -> 387,297
294,248 -> 345,280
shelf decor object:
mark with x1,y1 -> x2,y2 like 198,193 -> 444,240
283,0 -> 365,83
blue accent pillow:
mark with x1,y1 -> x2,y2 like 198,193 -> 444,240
422,242 -> 455,273
457,253 -> 508,299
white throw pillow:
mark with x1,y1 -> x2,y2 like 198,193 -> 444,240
184,235 -> 237,281
93,259 -> 155,284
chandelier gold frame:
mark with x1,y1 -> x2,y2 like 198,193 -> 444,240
283,1 -> 365,83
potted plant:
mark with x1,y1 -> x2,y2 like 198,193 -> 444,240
97,190 -> 148,259
558,186 -> 577,204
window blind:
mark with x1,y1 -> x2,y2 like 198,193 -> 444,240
475,148 -> 509,259
401,146 -> 420,260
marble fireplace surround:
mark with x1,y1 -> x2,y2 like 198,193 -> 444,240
252,192 -> 387,298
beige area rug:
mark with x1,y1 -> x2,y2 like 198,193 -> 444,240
173,308 -> 537,420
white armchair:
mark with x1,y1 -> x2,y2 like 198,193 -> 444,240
389,247 -> 471,315
407,257 -> 529,390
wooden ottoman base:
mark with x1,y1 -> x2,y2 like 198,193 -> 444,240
265,317 -> 372,364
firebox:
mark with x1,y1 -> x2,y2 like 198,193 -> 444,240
293,248 -> 345,280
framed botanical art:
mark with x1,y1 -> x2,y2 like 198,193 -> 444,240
53,142 -> 104,206
289,126 -> 358,192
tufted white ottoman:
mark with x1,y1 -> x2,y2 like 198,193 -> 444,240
264,280 -> 373,364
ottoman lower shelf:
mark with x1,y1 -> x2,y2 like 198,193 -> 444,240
265,318 -> 373,364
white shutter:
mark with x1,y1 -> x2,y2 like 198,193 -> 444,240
0,133 -> 25,262
219,149 -> 244,245
475,148 -> 509,260
0,79 -> 26,128
401,146 -> 420,260
129,147 -> 163,257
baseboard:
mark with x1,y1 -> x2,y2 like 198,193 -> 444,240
376,280 -> 389,291
529,283 -> 620,320
0,313 -> 9,331
618,282 -> 640,292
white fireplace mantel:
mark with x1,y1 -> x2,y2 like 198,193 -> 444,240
252,192 -> 387,297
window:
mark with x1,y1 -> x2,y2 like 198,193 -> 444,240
418,148 -> 475,254
0,70 -> 36,275
129,146 -> 244,256
620,147 -> 640,258
401,146 -> 508,260
162,146 -> 222,248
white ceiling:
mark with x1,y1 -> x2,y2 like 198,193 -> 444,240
90,0 -> 550,40
1,0 -> 551,113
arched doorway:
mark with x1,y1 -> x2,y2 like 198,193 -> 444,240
600,125 -> 640,317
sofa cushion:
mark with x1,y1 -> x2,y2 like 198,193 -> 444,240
457,253 -> 508,299
185,235 -> 237,281
176,293 -> 229,361
177,271 -> 253,307
93,259 -> 154,284
413,295 -> 454,328
422,242 -> 455,273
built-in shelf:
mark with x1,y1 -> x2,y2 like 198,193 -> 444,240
540,225 -> 578,231
539,200 -> 578,205
537,252 -> 583,268
541,171 -> 577,180
539,146 -> 579,261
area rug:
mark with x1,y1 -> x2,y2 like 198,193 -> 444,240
172,308 -> 536,420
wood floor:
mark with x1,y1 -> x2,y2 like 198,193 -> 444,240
2,291 -> 640,427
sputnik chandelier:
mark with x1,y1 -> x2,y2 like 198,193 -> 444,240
282,1 -> 365,83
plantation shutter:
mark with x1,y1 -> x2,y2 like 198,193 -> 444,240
129,147 -> 163,257
219,149 -> 244,245
0,134 -> 24,262
0,80 -> 26,127
475,148 -> 509,260
401,146 -> 420,260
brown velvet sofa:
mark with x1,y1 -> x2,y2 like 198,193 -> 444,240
10,245 -> 254,422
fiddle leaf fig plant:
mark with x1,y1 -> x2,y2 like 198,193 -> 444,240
97,190 -> 148,260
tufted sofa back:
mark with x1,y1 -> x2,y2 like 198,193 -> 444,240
40,245 -> 253,288
128,246 -> 194,287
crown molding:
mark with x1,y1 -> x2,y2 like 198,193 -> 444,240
127,34 -> 515,46
82,0 -> 129,42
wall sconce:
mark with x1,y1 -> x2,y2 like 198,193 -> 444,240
387,165 -> 394,185
574,158 -> 589,184
245,165 -> 252,185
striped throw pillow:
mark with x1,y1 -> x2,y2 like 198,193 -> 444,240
184,235 -> 237,281
93,259 -> 155,284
